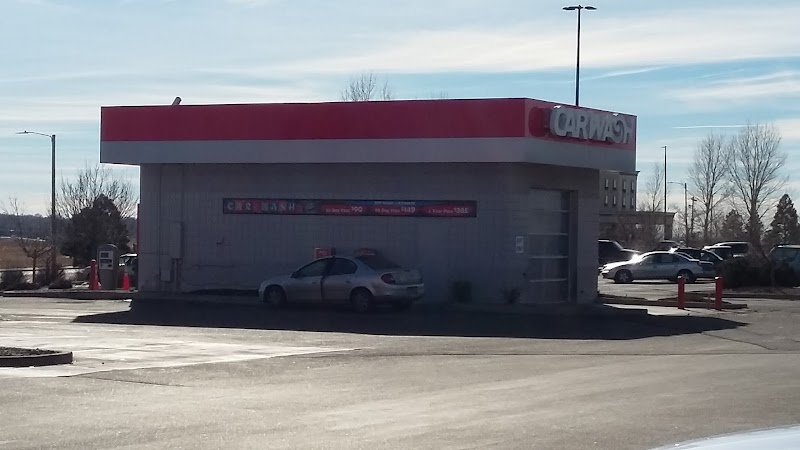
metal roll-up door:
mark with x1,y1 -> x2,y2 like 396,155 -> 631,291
524,189 -> 571,303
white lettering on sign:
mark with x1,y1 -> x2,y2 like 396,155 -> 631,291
549,106 -> 632,144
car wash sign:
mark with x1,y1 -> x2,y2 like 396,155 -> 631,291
548,105 -> 632,145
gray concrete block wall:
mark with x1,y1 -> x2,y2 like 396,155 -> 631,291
137,165 -> 161,292
138,162 -> 599,304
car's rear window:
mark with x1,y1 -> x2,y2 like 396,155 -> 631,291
728,243 -> 749,254
356,254 -> 401,270
772,248 -> 800,261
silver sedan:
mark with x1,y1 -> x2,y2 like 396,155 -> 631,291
601,251 -> 714,284
258,254 -> 424,312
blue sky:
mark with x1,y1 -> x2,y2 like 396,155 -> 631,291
1,0 -> 799,213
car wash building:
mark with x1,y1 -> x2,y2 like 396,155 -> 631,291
100,98 -> 636,304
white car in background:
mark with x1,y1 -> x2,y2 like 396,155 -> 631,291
601,251 -> 715,284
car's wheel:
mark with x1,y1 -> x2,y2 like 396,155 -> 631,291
677,270 -> 696,284
614,270 -> 633,284
264,286 -> 287,308
350,288 -> 374,313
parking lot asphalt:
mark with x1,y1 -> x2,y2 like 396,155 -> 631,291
1,297 -> 800,449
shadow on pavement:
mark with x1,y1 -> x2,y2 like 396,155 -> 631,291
72,302 -> 746,340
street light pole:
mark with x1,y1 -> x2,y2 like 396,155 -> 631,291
50,134 -> 56,275
17,130 -> 57,278
563,5 -> 596,106
683,182 -> 688,246
690,195 -> 697,246
662,145 -> 668,238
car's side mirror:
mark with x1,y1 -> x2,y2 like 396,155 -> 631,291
290,271 -> 299,279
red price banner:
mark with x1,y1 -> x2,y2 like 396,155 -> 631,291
224,199 -> 476,218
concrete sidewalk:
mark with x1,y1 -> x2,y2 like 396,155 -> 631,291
0,289 -> 134,300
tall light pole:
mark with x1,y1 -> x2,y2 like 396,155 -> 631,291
662,145 -> 668,238
668,181 -> 688,245
690,196 -> 697,246
563,5 -> 596,106
17,130 -> 57,278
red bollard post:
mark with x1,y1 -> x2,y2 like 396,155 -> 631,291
121,271 -> 131,291
715,276 -> 723,311
89,259 -> 99,290
677,276 -> 686,309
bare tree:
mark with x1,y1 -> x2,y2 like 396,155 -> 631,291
59,164 -> 138,219
727,123 -> 787,248
688,133 -> 730,244
638,162 -> 665,213
2,198 -> 51,283
341,72 -> 395,102
632,162 -> 666,245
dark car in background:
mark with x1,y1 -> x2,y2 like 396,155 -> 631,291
769,245 -> 800,272
670,247 -> 724,267
707,241 -> 750,258
703,245 -> 735,260
598,240 -> 639,266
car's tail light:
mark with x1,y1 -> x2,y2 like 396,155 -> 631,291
381,273 -> 396,284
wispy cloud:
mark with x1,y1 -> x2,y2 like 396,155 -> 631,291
668,71 -> 800,107
224,0 -> 282,6
582,66 -> 667,82
775,118 -> 800,142
672,125 -> 747,129
269,6 -> 800,75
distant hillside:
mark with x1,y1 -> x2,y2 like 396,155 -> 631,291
0,213 -> 50,238
0,213 -> 136,241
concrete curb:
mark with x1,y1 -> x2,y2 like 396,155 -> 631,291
602,296 -> 747,310
0,351 -> 73,368
0,290 -> 134,300
428,302 -> 650,317
699,291 -> 800,300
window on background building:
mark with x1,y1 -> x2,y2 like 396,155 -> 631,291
605,179 -> 609,189
622,196 -> 626,207
623,180 -> 628,191
604,195 -> 609,206
613,196 -> 617,206
613,179 -> 618,190
631,195 -> 636,210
